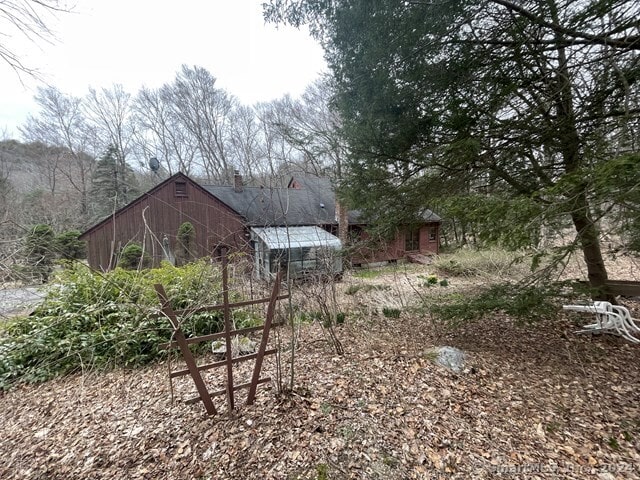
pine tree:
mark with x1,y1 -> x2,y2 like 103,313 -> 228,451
90,145 -> 140,219
175,221 -> 196,266
266,0 -> 640,300
24,224 -> 55,283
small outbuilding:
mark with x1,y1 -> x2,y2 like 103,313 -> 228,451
251,226 -> 342,279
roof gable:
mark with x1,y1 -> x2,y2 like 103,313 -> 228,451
80,172 -> 441,240
79,172 -> 224,239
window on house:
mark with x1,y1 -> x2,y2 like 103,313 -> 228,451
175,181 -> 187,197
405,228 -> 420,251
429,227 -> 437,242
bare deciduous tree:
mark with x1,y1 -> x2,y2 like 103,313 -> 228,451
0,0 -> 69,76
168,65 -> 236,182
254,99 -> 304,181
132,85 -> 199,176
21,86 -> 97,215
227,104 -> 263,182
254,78 -> 343,181
85,84 -> 136,170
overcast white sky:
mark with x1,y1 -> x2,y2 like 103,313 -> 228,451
0,0 -> 327,138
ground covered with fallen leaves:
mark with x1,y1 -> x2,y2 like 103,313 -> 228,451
2,266 -> 640,479
0,310 -> 640,479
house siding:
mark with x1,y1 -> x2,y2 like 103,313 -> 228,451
420,223 -> 440,254
349,222 -> 440,266
82,175 -> 248,270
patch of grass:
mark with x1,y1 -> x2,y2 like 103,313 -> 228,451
344,283 -> 390,295
345,284 -> 362,295
430,281 -> 580,324
421,348 -> 440,362
315,463 -> 329,480
382,454 -> 399,468
295,310 -> 322,324
352,269 -> 383,279
546,421 -> 562,433
382,307 -> 401,318
339,426 -> 356,441
432,248 -> 528,278
417,274 -> 449,287
619,418 -> 640,441
351,263 -> 422,279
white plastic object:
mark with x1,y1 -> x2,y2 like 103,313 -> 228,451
563,301 -> 640,343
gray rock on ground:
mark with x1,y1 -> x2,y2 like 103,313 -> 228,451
212,336 -> 257,357
424,346 -> 469,373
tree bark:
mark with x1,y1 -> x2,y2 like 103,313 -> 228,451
548,8 -> 612,302
569,192 -> 611,301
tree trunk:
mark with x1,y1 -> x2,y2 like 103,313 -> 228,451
549,21 -> 612,303
569,193 -> 611,301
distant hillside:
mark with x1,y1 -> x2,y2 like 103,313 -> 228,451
0,140 -> 99,231
0,140 -> 57,193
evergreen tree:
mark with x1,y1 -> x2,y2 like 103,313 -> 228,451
90,145 -> 140,219
175,221 -> 196,266
24,224 -> 55,283
266,0 -> 640,300
54,230 -> 86,260
118,242 -> 150,270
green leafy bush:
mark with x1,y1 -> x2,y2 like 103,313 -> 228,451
54,230 -> 86,260
118,242 -> 150,270
418,274 -> 441,287
0,260 -> 259,389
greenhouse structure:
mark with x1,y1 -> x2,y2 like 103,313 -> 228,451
250,226 -> 343,280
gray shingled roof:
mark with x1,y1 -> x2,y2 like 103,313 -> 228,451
202,184 -> 337,226
202,177 -> 441,227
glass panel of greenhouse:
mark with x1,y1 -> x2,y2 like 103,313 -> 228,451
251,226 -> 342,279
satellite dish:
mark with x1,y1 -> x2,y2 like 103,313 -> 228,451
149,157 -> 160,172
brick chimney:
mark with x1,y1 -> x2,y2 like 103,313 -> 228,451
233,170 -> 243,193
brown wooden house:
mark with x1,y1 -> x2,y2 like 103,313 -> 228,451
79,173 -> 249,270
79,172 -> 441,271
